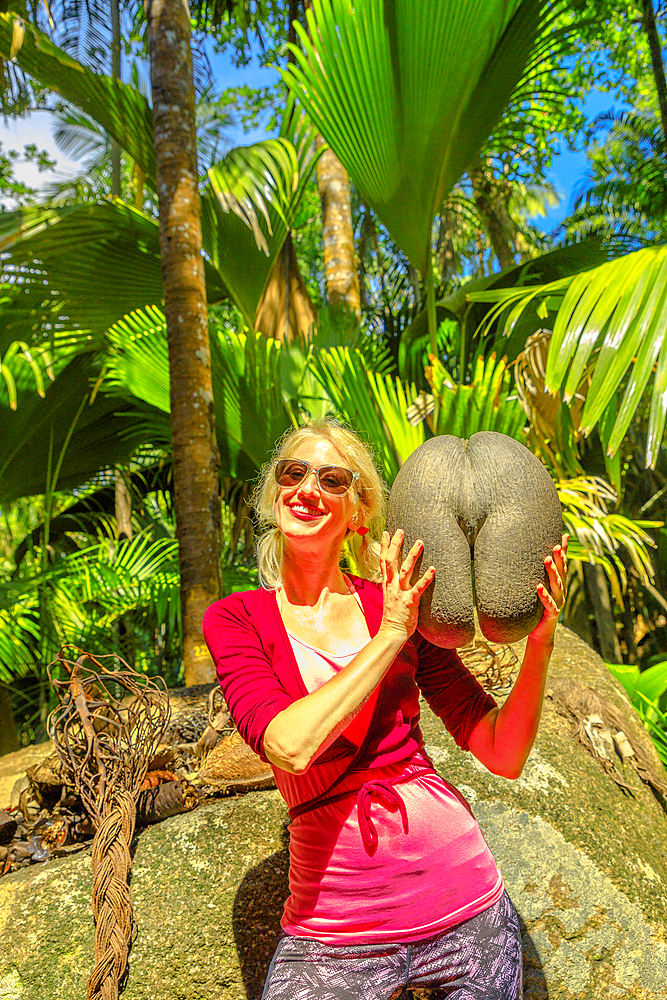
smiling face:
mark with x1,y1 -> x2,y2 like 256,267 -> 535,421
273,436 -> 359,552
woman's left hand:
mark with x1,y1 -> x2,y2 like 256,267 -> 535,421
529,533 -> 569,646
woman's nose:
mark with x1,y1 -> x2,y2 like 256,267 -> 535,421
298,469 -> 321,494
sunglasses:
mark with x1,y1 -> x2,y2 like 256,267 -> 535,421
274,459 -> 358,495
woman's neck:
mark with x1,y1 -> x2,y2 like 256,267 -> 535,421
280,544 -> 349,608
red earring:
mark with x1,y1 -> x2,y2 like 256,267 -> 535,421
356,525 -> 369,536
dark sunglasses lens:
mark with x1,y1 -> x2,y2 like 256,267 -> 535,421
318,466 -> 354,494
275,460 -> 308,487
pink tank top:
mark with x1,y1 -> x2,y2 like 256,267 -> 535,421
275,587 -> 503,944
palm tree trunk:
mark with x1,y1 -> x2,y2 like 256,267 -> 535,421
315,138 -> 361,315
0,686 -> 18,755
469,160 -> 517,271
146,0 -> 222,686
582,563 -> 623,664
642,0 -> 667,147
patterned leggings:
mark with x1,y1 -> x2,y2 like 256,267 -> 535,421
261,891 -> 522,1000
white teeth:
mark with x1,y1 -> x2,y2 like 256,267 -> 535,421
291,504 -> 322,516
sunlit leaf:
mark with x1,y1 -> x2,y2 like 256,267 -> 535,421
469,245 -> 667,467
283,0 -> 549,274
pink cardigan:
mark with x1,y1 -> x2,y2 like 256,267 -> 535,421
202,576 -> 496,770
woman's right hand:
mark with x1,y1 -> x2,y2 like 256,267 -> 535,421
379,529 -> 435,642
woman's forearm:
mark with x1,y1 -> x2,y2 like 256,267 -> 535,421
263,627 -> 406,774
467,634 -> 553,778
467,537 -> 567,778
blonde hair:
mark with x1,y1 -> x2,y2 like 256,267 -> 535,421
253,419 -> 386,589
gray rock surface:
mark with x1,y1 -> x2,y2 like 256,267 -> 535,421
1,625 -> 666,999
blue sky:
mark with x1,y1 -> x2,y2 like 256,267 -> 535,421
0,41 -> 622,235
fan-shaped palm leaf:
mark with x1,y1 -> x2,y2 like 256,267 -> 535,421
283,0 -> 550,277
0,12 -> 156,185
0,202 -> 164,339
52,104 -> 108,165
11,461 -> 173,571
1,531 -> 182,682
425,353 -> 527,441
0,606 -> 38,683
0,200 -> 228,343
211,325 -> 294,478
469,245 -> 667,468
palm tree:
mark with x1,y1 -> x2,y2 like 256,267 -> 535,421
145,0 -> 222,685
568,110 -> 667,247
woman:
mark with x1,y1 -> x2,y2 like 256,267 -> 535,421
203,419 -> 567,1000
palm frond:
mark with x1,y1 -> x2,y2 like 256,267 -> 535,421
468,245 -> 667,468
557,475 -> 660,604
0,352 -> 151,504
426,353 -> 527,440
104,305 -> 293,478
0,340 -> 50,409
204,112 -> 321,325
0,201 -> 167,338
0,606 -> 38,683
52,103 -> 108,166
211,324 -> 294,478
0,12 -> 156,185
104,305 -> 172,414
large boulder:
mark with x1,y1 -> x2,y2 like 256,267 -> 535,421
1,626 -> 666,1000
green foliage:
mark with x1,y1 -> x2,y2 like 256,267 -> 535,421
606,658 -> 667,767
557,476 -> 661,604
0,339 -> 49,408
283,0 -> 547,275
104,305 -> 294,479
469,245 -> 667,468
568,111 -> 667,247
0,140 -> 56,205
0,12 -> 156,184
205,114 -> 321,323
0,201 -> 167,340
426,353 -> 527,440
0,352 -> 149,505
312,344 -> 425,484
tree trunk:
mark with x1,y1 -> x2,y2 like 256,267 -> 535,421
469,160 -> 517,271
147,0 -> 222,685
436,203 -> 461,285
582,563 -> 623,664
315,137 -> 361,315
114,466 -> 132,540
642,0 -> 667,147
0,686 -> 18,755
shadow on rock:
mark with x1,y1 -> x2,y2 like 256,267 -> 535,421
520,921 -> 549,1000
233,824 -> 290,1000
